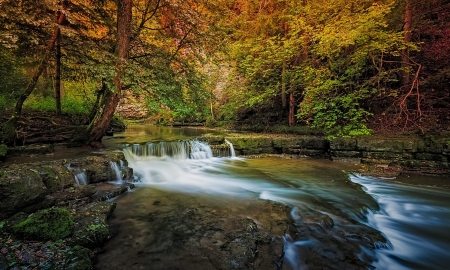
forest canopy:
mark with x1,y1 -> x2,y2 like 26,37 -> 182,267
0,0 -> 449,143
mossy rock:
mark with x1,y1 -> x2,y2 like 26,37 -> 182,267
65,245 -> 93,270
12,207 -> 74,241
0,164 -> 49,220
70,222 -> 110,249
68,202 -> 116,248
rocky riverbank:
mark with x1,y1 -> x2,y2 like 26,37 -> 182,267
199,132 -> 450,177
0,151 -> 134,269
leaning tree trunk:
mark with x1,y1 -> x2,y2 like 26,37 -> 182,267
14,12 -> 65,117
1,12 -> 65,145
86,0 -> 132,144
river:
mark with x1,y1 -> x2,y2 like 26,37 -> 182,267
97,125 -> 450,270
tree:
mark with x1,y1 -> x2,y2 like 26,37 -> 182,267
86,0 -> 133,144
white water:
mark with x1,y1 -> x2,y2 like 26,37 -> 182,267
110,161 -> 123,182
350,174 -> 450,270
111,134 -> 450,270
66,164 -> 88,185
225,139 -> 236,157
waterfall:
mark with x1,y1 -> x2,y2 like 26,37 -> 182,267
110,161 -> 123,182
124,140 -> 214,160
225,139 -> 236,157
190,140 -> 214,159
66,164 -> 88,185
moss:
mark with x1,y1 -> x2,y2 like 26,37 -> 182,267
70,222 -> 109,248
12,207 -> 74,241
65,245 -> 92,270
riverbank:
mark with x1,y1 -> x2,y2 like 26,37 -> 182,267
0,127 -> 448,269
0,151 -> 135,269
199,132 -> 450,178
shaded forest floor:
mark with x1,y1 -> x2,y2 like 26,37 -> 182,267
0,110 -> 126,147
0,109 -> 90,146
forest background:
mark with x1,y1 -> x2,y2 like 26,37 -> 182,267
0,0 -> 449,145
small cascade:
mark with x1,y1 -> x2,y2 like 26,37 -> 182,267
124,140 -> 214,160
110,161 -> 123,182
122,140 -> 216,184
189,140 -> 213,159
75,172 -> 88,185
210,139 -> 237,157
119,159 -> 125,167
225,139 -> 236,157
66,164 -> 88,185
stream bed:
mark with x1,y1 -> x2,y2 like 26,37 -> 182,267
96,125 -> 450,270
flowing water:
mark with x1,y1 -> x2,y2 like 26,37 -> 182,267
97,125 -> 450,270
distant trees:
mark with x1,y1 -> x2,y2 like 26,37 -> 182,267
220,0 -> 449,136
1,0 -> 449,142
0,0 -> 224,145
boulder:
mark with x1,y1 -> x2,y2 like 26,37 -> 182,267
6,207 -> 74,241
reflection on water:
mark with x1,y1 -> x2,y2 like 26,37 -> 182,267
103,124 -> 223,147
98,125 -> 450,269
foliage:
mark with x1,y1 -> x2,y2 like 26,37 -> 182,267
0,47 -> 27,111
219,0 -> 445,136
1,0 -> 449,135
23,95 -> 94,115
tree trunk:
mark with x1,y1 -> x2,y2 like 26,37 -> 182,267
14,12 -> 65,117
288,80 -> 295,127
401,1 -> 412,86
88,80 -> 106,121
55,29 -> 62,115
86,0 -> 132,144
281,58 -> 287,108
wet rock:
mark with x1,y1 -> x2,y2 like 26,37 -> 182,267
0,151 -> 134,220
0,163 -> 73,220
0,164 -> 49,220
202,133 -> 450,175
5,207 -> 74,241
282,205 -> 385,270
92,182 -> 135,201
68,202 -> 117,249
7,144 -> 55,156
67,152 -> 131,184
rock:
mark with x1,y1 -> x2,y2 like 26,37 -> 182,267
7,144 -> 54,156
0,164 -> 49,220
7,207 -> 74,241
0,151 -> 133,220
68,201 -> 117,249
65,245 -> 93,270
67,152 -> 131,184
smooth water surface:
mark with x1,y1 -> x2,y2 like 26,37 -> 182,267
98,125 -> 450,270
